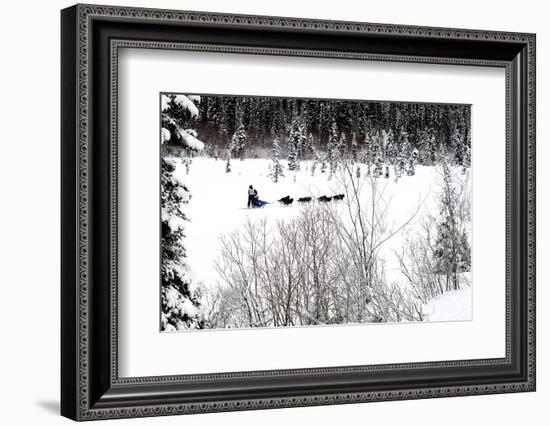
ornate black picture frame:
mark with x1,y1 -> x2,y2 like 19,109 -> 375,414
61,4 -> 536,421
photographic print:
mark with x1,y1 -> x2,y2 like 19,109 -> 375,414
160,93 -> 472,332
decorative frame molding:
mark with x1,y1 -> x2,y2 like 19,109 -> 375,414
61,4 -> 536,421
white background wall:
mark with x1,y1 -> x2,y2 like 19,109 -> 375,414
0,0 -> 547,424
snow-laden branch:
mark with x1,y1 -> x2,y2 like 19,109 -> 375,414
179,129 -> 205,151
161,127 -> 171,144
161,94 -> 200,117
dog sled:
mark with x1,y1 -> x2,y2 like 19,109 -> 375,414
252,198 -> 268,208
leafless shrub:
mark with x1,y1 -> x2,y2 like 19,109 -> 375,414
395,216 -> 445,303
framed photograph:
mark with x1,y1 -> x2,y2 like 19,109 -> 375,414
61,4 -> 536,421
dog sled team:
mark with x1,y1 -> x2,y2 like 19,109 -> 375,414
247,185 -> 344,208
278,193 -> 345,206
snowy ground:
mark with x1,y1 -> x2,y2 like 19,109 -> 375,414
172,156 -> 471,322
422,286 -> 472,322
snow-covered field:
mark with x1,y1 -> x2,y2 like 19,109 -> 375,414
173,156 -> 471,322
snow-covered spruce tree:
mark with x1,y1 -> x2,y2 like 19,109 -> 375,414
373,156 -> 383,177
225,155 -> 232,173
304,132 -> 314,160
268,138 -> 285,183
382,129 -> 394,164
318,101 -> 333,133
451,127 -> 464,167
396,127 -> 409,178
160,94 -> 205,331
160,159 -> 204,331
287,139 -> 299,172
327,120 -> 340,180
371,131 -> 382,166
407,147 -> 419,176
350,132 -> 358,162
229,121 -> 247,160
338,133 -> 347,158
433,159 -> 471,291
297,120 -> 308,160
271,99 -> 286,137
320,152 -> 328,174
287,115 -> 305,170
218,121 -> 229,140
362,131 -> 373,175
428,134 -> 437,165
462,132 -> 471,174
311,149 -> 322,176
363,129 -> 372,158
416,129 -> 435,166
